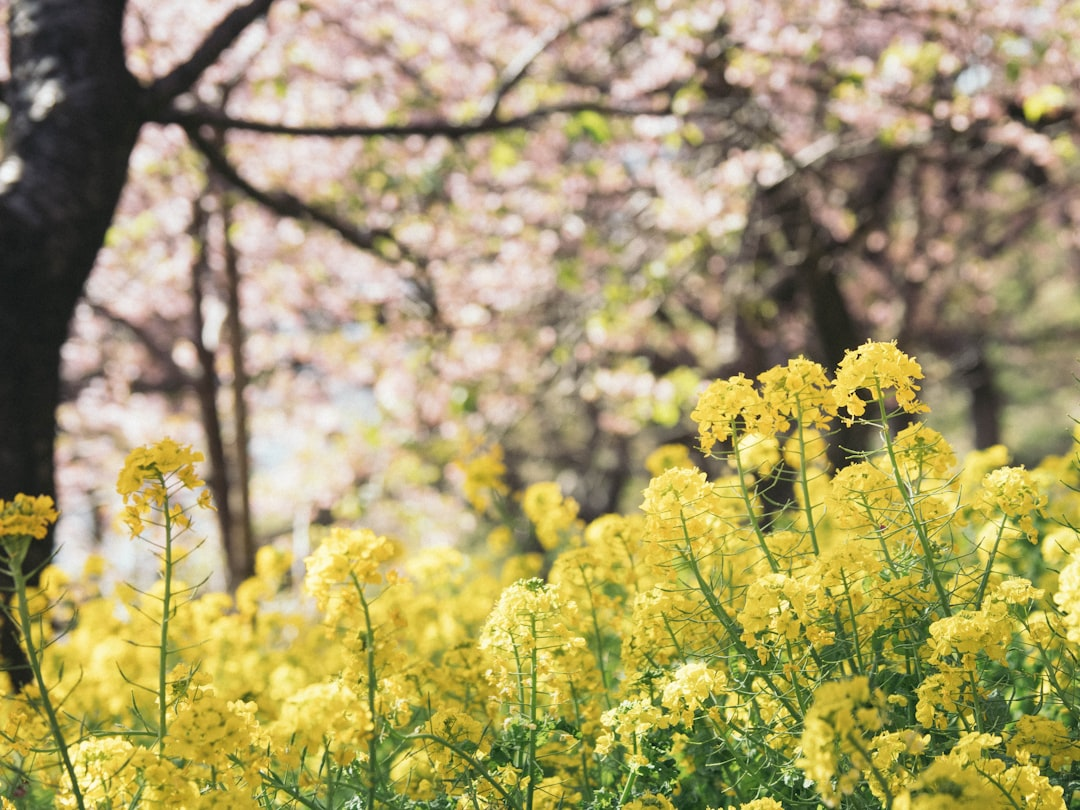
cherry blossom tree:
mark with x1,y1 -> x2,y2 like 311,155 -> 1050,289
4,0 -> 1080,689
0,0 -> 677,685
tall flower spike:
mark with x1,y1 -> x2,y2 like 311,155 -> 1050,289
116,439 -> 210,538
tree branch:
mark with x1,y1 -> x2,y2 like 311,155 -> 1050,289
158,97 -> 673,138
477,0 -> 633,121
186,126 -> 397,252
147,0 -> 276,105
186,128 -> 451,323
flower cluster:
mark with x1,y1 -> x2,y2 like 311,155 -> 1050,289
4,343 -> 1079,810
0,495 -> 59,542
116,438 -> 212,537
303,526 -> 397,626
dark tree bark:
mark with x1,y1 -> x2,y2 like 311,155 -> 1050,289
0,0 -> 142,689
0,0 -> 275,689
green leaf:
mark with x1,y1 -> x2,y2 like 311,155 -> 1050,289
568,110 -> 611,144
489,140 -> 520,175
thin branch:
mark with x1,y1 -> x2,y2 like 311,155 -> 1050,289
478,0 -> 633,121
157,97 -> 673,138
186,126 -> 395,254
147,0 -> 276,105
187,127 -> 454,322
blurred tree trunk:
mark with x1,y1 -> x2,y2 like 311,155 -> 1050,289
960,347 -> 1002,449
0,0 -> 142,688
221,191 -> 256,586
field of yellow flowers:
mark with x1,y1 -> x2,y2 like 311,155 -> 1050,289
2,341 -> 1079,809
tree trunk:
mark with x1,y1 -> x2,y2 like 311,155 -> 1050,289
0,0 -> 141,688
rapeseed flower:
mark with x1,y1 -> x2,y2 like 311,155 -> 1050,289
1053,551 -> 1080,642
1008,715 -> 1080,772
640,466 -> 726,554
270,678 -> 374,767
692,373 -> 773,454
55,737 -> 140,809
521,481 -> 582,551
303,526 -> 396,625
0,494 -> 58,542
621,794 -> 676,810
832,340 -> 927,421
660,660 -> 725,726
735,800 -> 785,810
115,438 -> 211,537
798,676 -> 886,806
456,443 -> 509,514
478,578 -> 586,706
644,443 -> 695,476
757,355 -> 836,431
827,461 -> 903,533
891,422 -> 957,481
975,465 -> 1047,544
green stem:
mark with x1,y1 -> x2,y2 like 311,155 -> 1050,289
405,733 -> 521,808
618,765 -> 639,805
875,391 -> 952,617
676,527 -> 804,723
839,568 -> 867,675
792,410 -> 822,555
157,474 -> 175,756
846,730 -> 894,809
525,615 -> 539,810
731,428 -> 779,573
973,521 -> 1008,610
355,581 -> 380,810
9,549 -> 86,810
580,569 -> 613,707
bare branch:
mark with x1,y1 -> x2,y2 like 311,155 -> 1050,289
186,126 -> 398,255
158,97 -> 673,138
478,0 -> 633,121
147,0 -> 276,105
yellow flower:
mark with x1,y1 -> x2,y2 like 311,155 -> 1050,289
116,438 -> 211,538
479,578 -> 586,703
521,481 -> 581,551
1007,715 -> 1080,772
892,422 -> 957,481
798,676 -> 886,806
644,443 -> 694,476
457,443 -> 510,513
988,577 -> 1043,606
832,340 -> 927,420
640,466 -> 734,555
757,356 -> 836,431
827,461 -> 902,532
599,697 -> 670,752
0,494 -> 58,540
269,678 -> 374,767
927,602 -> 1015,665
661,660 -> 725,726
303,527 -> 396,624
867,729 -> 928,802
736,801 -> 785,810
736,432 -> 781,476
621,794 -> 676,810
116,437 -> 205,497
691,373 -> 772,454
1053,552 -> 1080,643
57,737 -> 147,809
975,466 -> 1047,544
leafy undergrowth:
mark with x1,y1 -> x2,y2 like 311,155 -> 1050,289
2,341 -> 1080,809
